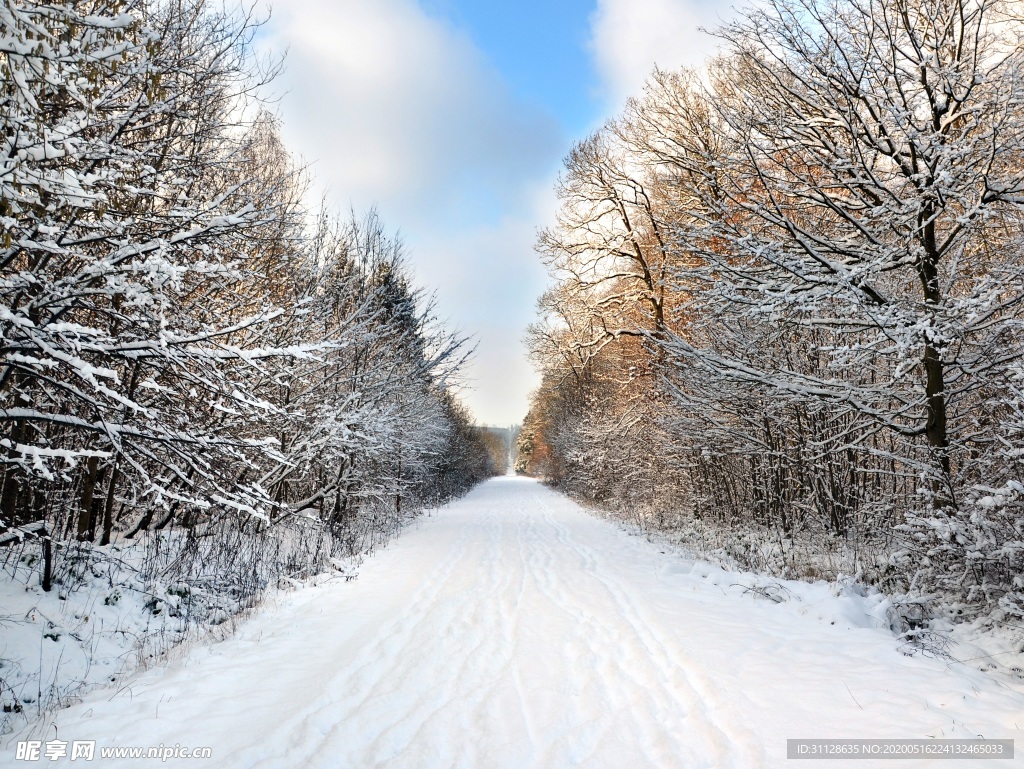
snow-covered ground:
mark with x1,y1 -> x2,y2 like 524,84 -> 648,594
4,477 -> 1024,768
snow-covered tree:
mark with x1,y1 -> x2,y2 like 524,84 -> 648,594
0,0 -> 495,599
527,0 -> 1024,612
0,0 -> 292,533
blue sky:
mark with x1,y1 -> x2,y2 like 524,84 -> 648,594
258,0 -> 735,426
419,0 -> 601,136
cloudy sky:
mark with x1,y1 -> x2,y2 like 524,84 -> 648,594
256,0 -> 736,426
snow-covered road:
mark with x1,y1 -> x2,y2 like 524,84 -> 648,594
9,477 -> 1024,768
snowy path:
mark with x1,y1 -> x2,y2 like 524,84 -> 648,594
8,477 -> 1024,768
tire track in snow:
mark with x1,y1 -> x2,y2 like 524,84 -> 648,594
243,512 -> 493,768
548,507 -> 768,766
327,518 -> 504,767
531,494 -> 755,768
302,492 -> 538,768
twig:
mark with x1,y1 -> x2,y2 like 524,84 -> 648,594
844,681 -> 863,710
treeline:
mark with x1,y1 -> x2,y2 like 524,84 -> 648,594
0,0 -> 499,597
521,0 -> 1024,617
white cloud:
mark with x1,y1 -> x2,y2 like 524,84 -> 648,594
459,325 -> 541,428
588,0 -> 737,110
409,190 -> 555,426
257,0 -> 563,425
259,0 -> 560,218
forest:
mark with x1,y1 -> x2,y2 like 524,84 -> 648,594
0,0 -> 503,625
519,0 -> 1024,620
5,0 -> 1024,752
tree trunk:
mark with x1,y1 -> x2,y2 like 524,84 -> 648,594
919,217 -> 953,504
100,464 -> 119,546
76,456 -> 100,541
0,418 -> 29,527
